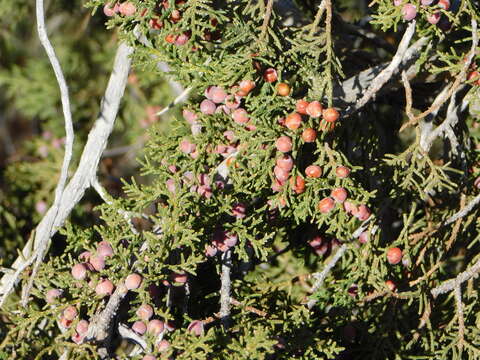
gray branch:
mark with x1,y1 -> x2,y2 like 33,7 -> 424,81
219,250 -> 232,330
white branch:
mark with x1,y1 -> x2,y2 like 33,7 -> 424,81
0,42 -> 134,307
219,250 -> 232,329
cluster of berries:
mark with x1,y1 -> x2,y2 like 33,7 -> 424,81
396,0 -> 452,27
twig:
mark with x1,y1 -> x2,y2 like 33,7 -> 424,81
20,0 -> 77,306
399,70 -> 416,131
230,297 -> 268,317
344,21 -> 417,116
155,86 -> 192,116
118,323 -> 147,351
306,244 -> 347,309
431,257 -> 480,298
219,250 -> 232,330
443,193 -> 480,226
0,41 -> 134,308
308,0 -> 327,37
454,284 -> 465,351
259,0 -> 275,42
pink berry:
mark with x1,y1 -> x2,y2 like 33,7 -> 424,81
174,33 -> 190,46
125,273 -> 143,290
200,99 -> 216,115
232,108 -> 249,124
210,86 -> 227,104
89,255 -> 105,272
136,304 -> 154,321
78,251 -> 91,261
318,197 -> 335,213
97,241 -> 114,258
46,289 -> 63,303
170,272 -> 188,284
438,0 -> 450,10
157,339 -> 170,352
147,319 -> 165,335
421,0 -> 434,5
308,235 -> 323,248
271,178 -> 286,192
274,165 -> 290,182
223,130 -> 236,142
35,200 -> 48,214
215,105 -> 230,115
95,279 -> 115,296
183,109 -> 199,124
143,355 -> 156,360
71,263 -> 88,280
225,95 -> 241,109
335,166 -> 351,179
71,332 -> 83,344
205,244 -> 218,257
103,2 -> 119,16
187,320 -> 204,336
387,247 -> 403,265
166,178 -> 176,193
427,12 -> 441,24
393,0 -> 403,5
224,232 -> 238,248
59,316 -> 72,328
331,188 -> 348,203
63,306 -> 78,321
275,136 -> 293,153
355,205 -> 371,221
276,155 -> 294,171
76,320 -> 89,335
358,231 -> 369,244
119,1 -> 136,16
232,203 -> 246,219
402,4 -> 417,21
132,321 -> 147,335
180,139 -> 196,154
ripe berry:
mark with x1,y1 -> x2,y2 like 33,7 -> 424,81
180,139 -> 196,154
137,304 -> 154,321
232,108 -> 249,124
358,231 -> 369,244
166,178 -> 176,193
302,128 -> 317,143
59,316 -> 72,328
275,136 -> 293,153
187,320 -> 204,336
277,83 -> 290,96
125,273 -> 143,290
143,355 -> 156,360
308,235 -> 323,248
335,166 -> 351,178
474,176 -> 480,189
290,175 -> 306,194
149,18 -> 163,29
103,2 -> 119,16
467,71 -> 480,86
97,241 -> 113,258
393,0 -> 402,5
421,0 -> 434,5
170,9 -> 182,22
331,187 -> 348,203
232,203 -> 247,219
305,165 -> 322,178
276,155 -> 294,171
147,319 -> 165,335
322,107 -> 340,123
174,33 -> 190,46
401,4 -> 417,21
170,272 -> 188,284
157,339 -> 170,352
318,197 -> 335,213
225,95 -> 241,109
205,244 -> 218,257
306,101 -> 322,118
132,321 -> 147,335
63,306 -> 78,321
95,278 -> 115,296
200,99 -> 216,115
238,80 -> 255,95
76,320 -> 89,335
386,247 -> 403,265
438,0 -> 450,10
296,99 -> 309,115
210,86 -> 227,104
89,255 -> 105,272
224,232 -> 238,247
263,68 -> 278,83
385,280 -> 397,291
119,1 -> 136,16
356,205 -> 371,221
46,289 -> 63,303
71,263 -> 88,280
271,178 -> 286,192
285,113 -> 302,130
274,166 -> 290,182
427,12 -> 441,24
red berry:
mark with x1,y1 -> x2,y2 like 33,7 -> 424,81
355,204 -> 371,221
386,247 -> 403,265
305,165 -> 322,178
170,9 -> 182,22
289,175 -> 305,194
263,68 -> 278,83
136,304 -> 154,321
225,95 -> 241,109
132,321 -> 147,334
427,11 -> 441,24
308,235 -> 323,248
274,165 -> 290,182
232,203 -> 247,219
89,255 -> 105,272
59,316 -> 72,328
438,0 -> 450,10
296,100 -> 309,115
210,86 -> 227,104
331,187 -> 348,203
322,108 -> 340,123
238,80 -> 255,95
275,136 -> 293,153
302,128 -> 317,143
125,273 -> 143,290
276,155 -> 294,171
318,197 -> 335,213
71,263 -> 88,280
474,176 -> 480,189
63,306 -> 78,321
285,112 -> 302,130
119,1 -> 136,16
335,166 -> 351,178
95,278 -> 115,296
385,280 -> 397,291
174,33 -> 190,46
467,71 -> 480,86
232,108 -> 249,124
149,18 -> 163,29
147,319 -> 165,335
103,2 -> 119,16
277,83 -> 290,96
157,339 -> 170,352
187,320 -> 204,336
306,101 -> 322,118
402,4 -> 417,21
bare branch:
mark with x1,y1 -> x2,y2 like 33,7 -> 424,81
219,250 -> 232,330
0,42 -> 134,307
307,244 -> 348,309
343,21 -> 417,116
431,257 -> 480,298
155,86 -> 192,116
259,0 -> 275,41
454,284 -> 465,351
118,323 -> 147,351
443,193 -> 480,226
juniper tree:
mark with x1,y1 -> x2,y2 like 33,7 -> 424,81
0,0 -> 480,359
